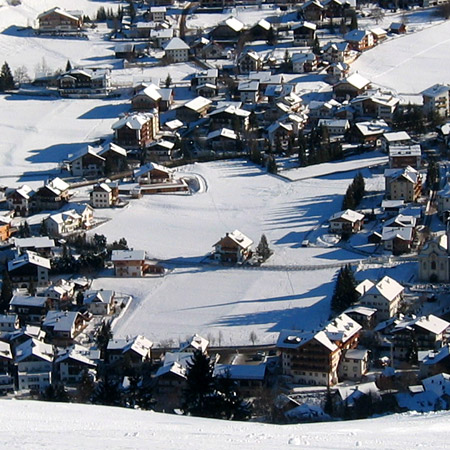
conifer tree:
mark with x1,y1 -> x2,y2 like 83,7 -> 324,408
182,349 -> 215,417
256,234 -> 272,262
0,62 -> 14,91
96,320 -> 112,359
331,264 -> 358,313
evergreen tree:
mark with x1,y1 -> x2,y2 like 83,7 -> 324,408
214,370 -> 251,421
0,62 -> 14,91
182,349 -> 215,417
41,382 -> 69,402
165,73 -> 172,88
92,375 -> 122,406
349,12 -> 358,31
75,369 -> 96,403
427,159 -> 440,191
96,320 -> 112,359
65,60 -> 72,72
256,234 -> 272,262
0,270 -> 13,313
342,185 -> 356,210
331,264 -> 358,313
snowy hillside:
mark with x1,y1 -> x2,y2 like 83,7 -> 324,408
2,400 -> 450,449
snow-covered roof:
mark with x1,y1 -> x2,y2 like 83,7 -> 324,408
344,348 -> 369,360
214,363 -> 266,381
8,250 -> 51,271
219,229 -> 253,249
345,305 -> 377,317
68,145 -> 105,163
384,214 -> 416,228
93,183 -> 112,193
363,276 -> 404,302
343,73 -> 370,90
10,295 -> 48,308
133,162 -> 173,178
179,334 -> 209,354
254,18 -> 271,31
84,290 -> 114,305
164,119 -> 183,131
292,21 -> 317,31
135,84 -> 162,101
55,344 -> 98,367
355,120 -> 390,136
112,113 -> 155,130
422,84 -> 450,98
382,226 -> 413,242
384,166 -> 420,184
222,16 -> 244,32
207,128 -> 238,140
0,341 -> 12,360
164,37 -> 190,51
43,310 -> 81,333
324,313 -> 361,344
107,335 -> 153,357
183,96 -> 212,112
14,236 -> 55,249
370,27 -> 387,36
344,29 -> 372,43
384,131 -> 411,142
10,185 -> 34,200
38,7 -> 80,22
147,140 -> 175,151
155,361 -> 186,379
47,177 -> 70,193
355,279 -> 375,297
238,80 -> 259,92
111,249 -> 146,262
395,315 -> 450,336
15,338 -> 53,363
329,209 -> 364,223
208,105 -> 251,118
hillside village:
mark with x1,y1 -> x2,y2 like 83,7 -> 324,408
1,0 -> 450,423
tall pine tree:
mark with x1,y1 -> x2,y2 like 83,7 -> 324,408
182,349 -> 215,417
0,62 -> 14,91
331,264 -> 358,314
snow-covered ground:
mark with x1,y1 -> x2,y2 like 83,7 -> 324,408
0,0 -> 125,31
0,95 -> 129,186
353,17 -> 450,96
2,400 -> 450,449
92,160 -> 372,345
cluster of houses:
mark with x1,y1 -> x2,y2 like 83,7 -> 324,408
276,269 -> 450,415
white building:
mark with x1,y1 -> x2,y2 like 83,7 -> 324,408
15,338 -> 53,392
164,37 -> 190,63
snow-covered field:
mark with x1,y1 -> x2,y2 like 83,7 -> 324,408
0,95 -> 129,186
93,160 -> 371,345
353,18 -> 450,95
2,400 -> 450,449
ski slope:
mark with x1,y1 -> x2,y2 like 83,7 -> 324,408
2,400 -> 450,449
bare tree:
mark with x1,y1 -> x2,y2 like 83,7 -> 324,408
249,330 -> 258,345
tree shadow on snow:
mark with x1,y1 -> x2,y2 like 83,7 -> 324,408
26,142 -> 90,164
78,103 -> 130,120
208,291 -> 333,333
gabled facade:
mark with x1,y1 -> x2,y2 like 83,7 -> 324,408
278,313 -> 361,386
384,166 -> 422,202
112,112 -> 159,149
213,230 -> 253,263
8,251 -> 51,289
329,209 -> 364,234
37,7 -> 82,33
357,276 -> 404,322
